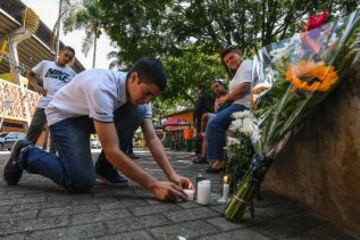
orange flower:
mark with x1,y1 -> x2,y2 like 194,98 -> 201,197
285,61 -> 338,92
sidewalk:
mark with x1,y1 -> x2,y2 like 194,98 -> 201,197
0,150 -> 356,240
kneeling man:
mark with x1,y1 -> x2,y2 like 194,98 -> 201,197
4,57 -> 191,201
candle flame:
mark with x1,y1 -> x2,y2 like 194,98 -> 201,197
188,183 -> 193,189
223,175 -> 228,184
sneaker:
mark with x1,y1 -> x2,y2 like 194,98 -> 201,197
95,161 -> 129,187
3,140 -> 31,185
193,157 -> 208,164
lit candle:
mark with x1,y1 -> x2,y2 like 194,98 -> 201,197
197,180 -> 211,205
184,183 -> 194,201
184,189 -> 194,201
223,175 -> 230,200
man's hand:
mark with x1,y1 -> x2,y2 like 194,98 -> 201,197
218,95 -> 228,106
33,84 -> 46,96
27,71 -> 46,96
150,181 -> 187,201
169,173 -> 193,189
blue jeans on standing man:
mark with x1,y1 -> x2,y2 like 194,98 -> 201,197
206,103 -> 247,163
18,102 -> 146,193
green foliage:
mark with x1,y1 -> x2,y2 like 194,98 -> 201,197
160,47 -> 227,105
63,0 -> 358,110
63,0 -> 104,57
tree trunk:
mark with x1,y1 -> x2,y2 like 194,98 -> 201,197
92,34 -> 97,68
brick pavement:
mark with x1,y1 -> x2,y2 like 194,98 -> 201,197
0,150 -> 356,240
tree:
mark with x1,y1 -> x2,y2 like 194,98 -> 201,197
94,0 -> 358,111
160,46 -> 227,106
98,0 -> 358,61
62,0 -> 104,68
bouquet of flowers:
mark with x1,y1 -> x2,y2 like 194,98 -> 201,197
224,110 -> 256,192
225,10 -> 360,222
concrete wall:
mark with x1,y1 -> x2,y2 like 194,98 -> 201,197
263,59 -> 360,236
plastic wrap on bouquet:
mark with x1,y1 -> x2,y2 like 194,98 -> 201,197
225,10 -> 360,222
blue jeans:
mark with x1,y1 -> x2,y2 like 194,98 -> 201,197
206,104 -> 247,162
20,102 -> 146,193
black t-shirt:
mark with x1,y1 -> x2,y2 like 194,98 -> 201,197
193,91 -> 214,121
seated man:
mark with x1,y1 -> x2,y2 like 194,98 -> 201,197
4,57 -> 191,201
193,80 -> 228,164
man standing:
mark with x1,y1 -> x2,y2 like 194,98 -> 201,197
183,125 -> 193,152
193,84 -> 214,161
26,46 -> 76,153
4,57 -> 191,201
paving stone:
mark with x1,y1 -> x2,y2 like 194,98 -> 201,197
0,234 -> 26,240
207,216 -> 246,231
288,223 -> 358,240
0,215 -> 69,235
0,205 -> 11,214
0,151 -> 356,239
242,202 -> 303,225
71,208 -> 132,225
39,204 -> 98,217
0,210 -> 38,223
144,198 -> 162,205
106,214 -> 169,233
176,200 -> 201,209
253,190 -> 286,208
0,195 -> 46,206
10,201 -> 69,212
165,207 -> 220,222
93,189 -> 136,198
99,199 -> 148,210
210,204 -> 225,214
149,220 -> 217,240
198,229 -> 273,240
130,203 -> 181,216
89,230 -> 154,240
0,192 -> 24,200
69,198 -> 115,206
27,222 -> 105,240
254,211 -> 323,239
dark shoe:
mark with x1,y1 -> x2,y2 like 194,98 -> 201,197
193,157 -> 208,164
205,166 -> 224,174
96,161 -> 129,187
3,140 -> 31,185
127,152 -> 139,159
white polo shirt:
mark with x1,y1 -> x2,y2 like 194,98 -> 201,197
46,69 -> 152,126
228,59 -> 253,108
32,60 -> 76,108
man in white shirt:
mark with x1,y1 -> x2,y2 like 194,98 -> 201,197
4,57 -> 191,201
26,46 -> 76,153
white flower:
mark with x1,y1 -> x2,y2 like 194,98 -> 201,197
227,137 -> 241,146
251,129 -> 261,144
229,119 -> 243,131
232,112 -> 243,119
241,118 -> 254,135
232,110 -> 251,119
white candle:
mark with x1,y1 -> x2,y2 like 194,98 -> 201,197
222,184 -> 230,200
184,189 -> 194,201
223,175 -> 229,200
197,180 -> 211,205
